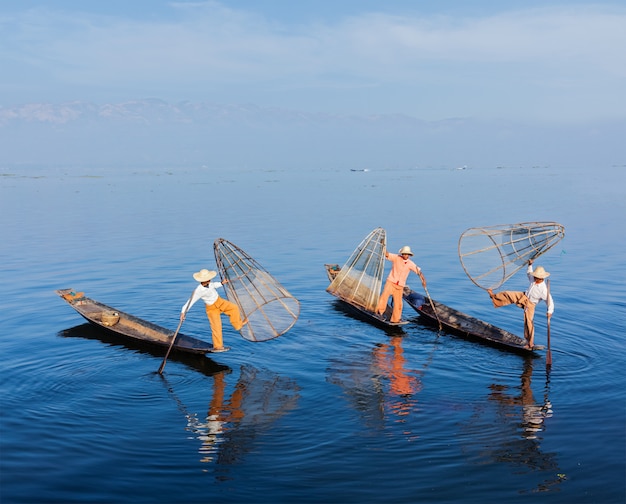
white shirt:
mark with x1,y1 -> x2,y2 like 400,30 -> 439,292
525,266 -> 554,314
181,282 -> 224,313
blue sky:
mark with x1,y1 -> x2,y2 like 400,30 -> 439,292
1,1 -> 626,122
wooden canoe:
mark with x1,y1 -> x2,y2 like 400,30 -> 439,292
402,288 -> 543,353
56,289 -> 214,355
325,264 -> 408,329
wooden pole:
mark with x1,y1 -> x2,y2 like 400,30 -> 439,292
546,279 -> 552,367
158,288 -> 195,375
422,281 -> 442,331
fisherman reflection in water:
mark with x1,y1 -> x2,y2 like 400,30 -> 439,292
487,260 -> 554,350
376,246 -> 427,323
488,358 -> 553,440
373,336 -> 422,418
190,366 -> 299,465
196,371 -> 245,463
181,268 -> 247,352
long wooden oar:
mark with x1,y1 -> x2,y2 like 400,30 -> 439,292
422,281 -> 442,331
546,279 -> 552,367
158,289 -> 195,375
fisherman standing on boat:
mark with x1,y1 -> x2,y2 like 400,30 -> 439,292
487,260 -> 554,350
376,246 -> 427,323
180,269 -> 247,352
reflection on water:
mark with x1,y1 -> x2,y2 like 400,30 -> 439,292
163,365 -> 300,467
487,358 -> 553,439
327,336 -> 428,439
372,337 -> 422,420
482,359 -> 565,493
59,323 -> 230,376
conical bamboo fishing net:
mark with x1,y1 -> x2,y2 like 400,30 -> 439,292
214,238 -> 300,342
458,221 -> 565,290
326,227 -> 386,312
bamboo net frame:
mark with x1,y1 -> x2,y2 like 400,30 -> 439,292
326,227 -> 386,312
214,238 -> 300,342
458,221 -> 565,290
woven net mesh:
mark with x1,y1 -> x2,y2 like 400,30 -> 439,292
458,221 -> 565,290
326,227 -> 386,312
214,239 -> 300,342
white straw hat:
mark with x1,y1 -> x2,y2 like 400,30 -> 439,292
531,266 -> 550,279
193,269 -> 217,282
398,246 -> 413,256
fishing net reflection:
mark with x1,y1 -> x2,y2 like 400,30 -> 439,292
177,365 -> 300,465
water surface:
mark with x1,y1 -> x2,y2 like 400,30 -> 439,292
1,163 -> 625,503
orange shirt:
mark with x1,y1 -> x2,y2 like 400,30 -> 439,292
386,253 -> 420,286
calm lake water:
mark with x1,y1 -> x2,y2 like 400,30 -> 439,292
1,163 -> 625,503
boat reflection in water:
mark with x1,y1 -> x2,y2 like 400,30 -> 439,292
59,323 -> 230,376
327,336 -> 426,440
61,323 -> 300,468
166,365 -> 300,465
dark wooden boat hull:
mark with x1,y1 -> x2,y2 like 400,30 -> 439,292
325,264 -> 409,329
403,288 -> 542,354
56,289 -> 214,355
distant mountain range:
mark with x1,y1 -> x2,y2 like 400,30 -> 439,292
0,99 -> 426,128
1,99 -> 623,169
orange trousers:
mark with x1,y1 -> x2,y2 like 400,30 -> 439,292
490,291 -> 536,345
376,280 -> 405,323
205,297 -> 244,349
